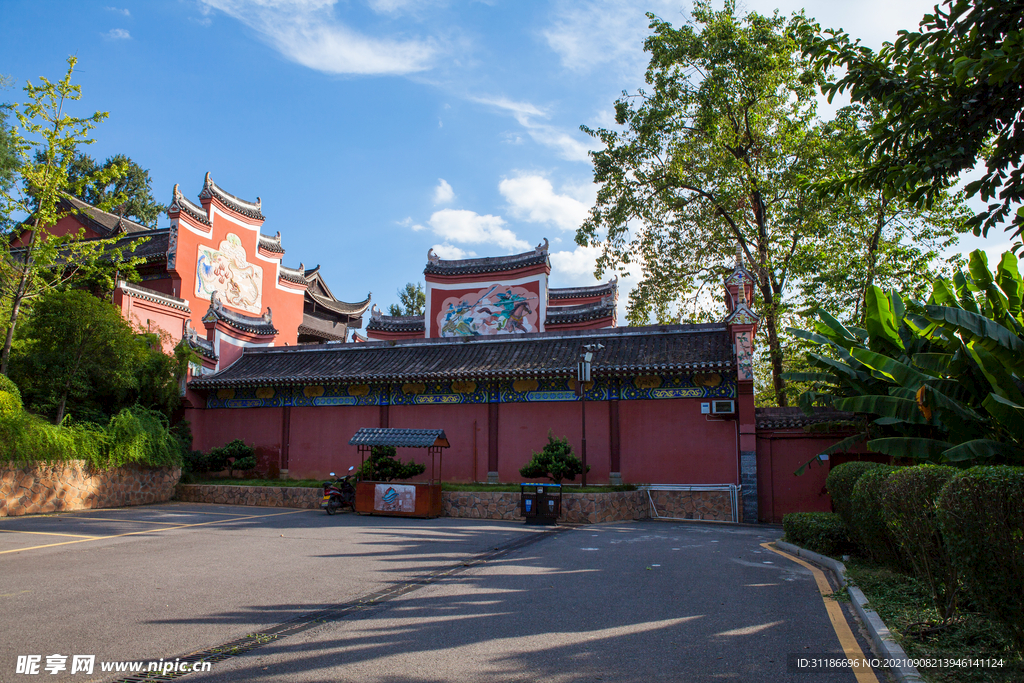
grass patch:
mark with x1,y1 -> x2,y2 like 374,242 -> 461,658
845,558 -> 1023,683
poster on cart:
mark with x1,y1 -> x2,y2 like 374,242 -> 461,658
374,484 -> 416,513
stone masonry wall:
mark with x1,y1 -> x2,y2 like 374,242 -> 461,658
0,461 -> 181,517
174,485 -> 735,523
175,484 -> 321,509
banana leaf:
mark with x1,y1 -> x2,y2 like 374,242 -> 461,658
850,347 -> 931,389
912,353 -> 954,374
940,439 -> 1024,463
866,437 -> 954,460
996,251 -> 1023,319
923,305 -> 1024,374
865,286 -> 904,350
966,342 -> 1024,405
815,309 -> 860,346
835,395 -> 929,424
930,278 -> 958,308
982,394 -> 1024,444
952,271 -> 980,313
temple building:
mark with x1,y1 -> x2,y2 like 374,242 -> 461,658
365,240 -> 618,340
18,174 -> 371,374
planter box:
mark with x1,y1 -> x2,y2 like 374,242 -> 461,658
355,481 -> 443,518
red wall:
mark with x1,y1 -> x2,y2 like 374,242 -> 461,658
496,401 -> 611,483
619,399 -> 737,484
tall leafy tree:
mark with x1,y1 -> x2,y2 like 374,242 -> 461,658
388,282 -> 425,316
0,57 -> 134,376
64,152 -> 165,228
577,2 -> 833,406
797,0 -> 1024,245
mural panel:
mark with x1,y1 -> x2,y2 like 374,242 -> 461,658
195,233 -> 263,314
433,284 -> 541,337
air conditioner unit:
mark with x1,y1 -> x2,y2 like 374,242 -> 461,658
711,400 -> 736,415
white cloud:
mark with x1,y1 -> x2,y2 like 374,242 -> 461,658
543,0 -> 682,75
427,208 -> 529,252
499,174 -> 592,232
548,244 -> 638,325
430,243 -> 476,259
104,28 -> 131,40
470,94 -> 593,162
199,0 -> 436,75
105,6 -> 130,16
433,178 -> 455,204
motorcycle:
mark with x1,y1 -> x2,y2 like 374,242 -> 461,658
321,466 -> 357,515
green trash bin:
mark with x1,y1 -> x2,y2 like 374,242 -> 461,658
521,483 -> 561,525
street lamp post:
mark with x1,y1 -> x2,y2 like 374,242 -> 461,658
577,343 -> 603,487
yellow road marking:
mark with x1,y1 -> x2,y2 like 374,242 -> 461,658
762,543 -> 878,683
0,509 -> 308,556
67,516 -> 217,526
0,528 -> 99,539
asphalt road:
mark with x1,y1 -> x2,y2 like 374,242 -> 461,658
0,504 -> 881,683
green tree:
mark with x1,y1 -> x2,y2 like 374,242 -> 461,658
797,0 -> 1024,244
0,57 -> 136,376
577,2 -> 834,406
11,289 -> 143,425
519,432 -> 588,484
357,445 -> 425,481
63,152 -> 165,228
388,282 -> 425,316
0,77 -> 18,233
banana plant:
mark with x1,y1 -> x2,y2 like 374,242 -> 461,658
786,249 -> 1024,471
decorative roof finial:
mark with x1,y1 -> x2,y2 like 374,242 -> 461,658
736,243 -> 744,268
204,171 -> 213,188
371,303 -> 382,319
299,262 -> 304,272
256,197 -> 262,210
263,308 -> 273,324
536,238 -> 549,253
427,248 -> 439,263
275,231 -> 281,240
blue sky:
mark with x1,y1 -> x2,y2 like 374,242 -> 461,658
1,0 -> 1004,324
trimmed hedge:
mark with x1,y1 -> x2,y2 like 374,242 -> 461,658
826,461 -> 882,532
880,464 -> 959,619
938,466 -> 1024,656
850,464 -> 905,569
783,512 -> 851,556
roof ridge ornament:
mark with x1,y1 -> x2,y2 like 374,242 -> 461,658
371,303 -> 382,319
427,248 -> 439,263
536,238 -> 549,253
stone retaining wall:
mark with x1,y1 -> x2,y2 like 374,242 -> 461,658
174,485 -> 735,523
1,461 -> 181,517
175,484 -> 321,509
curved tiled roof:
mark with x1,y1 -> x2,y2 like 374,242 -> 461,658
549,278 -> 617,301
366,311 -> 426,333
198,172 -> 265,221
424,241 -> 549,276
182,328 -> 217,360
60,195 -> 152,236
278,264 -> 308,285
309,290 -> 372,317
258,232 -> 284,254
189,323 -> 732,389
546,297 -> 616,325
201,295 -> 278,336
755,408 -> 859,430
168,185 -> 211,227
117,280 -> 190,312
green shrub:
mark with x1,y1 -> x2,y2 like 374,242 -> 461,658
357,445 -> 425,482
206,439 -> 257,477
880,464 -> 960,619
826,461 -> 883,533
938,466 -> 1024,656
850,464 -> 905,569
0,374 -> 23,414
783,512 -> 851,556
519,432 -> 589,484
106,407 -> 184,468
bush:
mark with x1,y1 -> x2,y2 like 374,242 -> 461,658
783,512 -> 852,556
206,439 -> 257,477
938,466 -> 1024,656
357,445 -> 425,482
106,407 -> 185,468
519,432 -> 589,484
826,461 -> 883,532
0,374 -> 23,414
850,464 -> 905,569
880,464 -> 960,619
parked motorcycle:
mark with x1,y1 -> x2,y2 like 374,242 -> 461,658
322,466 -> 356,515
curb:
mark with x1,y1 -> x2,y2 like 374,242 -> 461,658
775,540 -> 925,683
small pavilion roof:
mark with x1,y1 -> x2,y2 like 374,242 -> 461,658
349,428 -> 450,448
